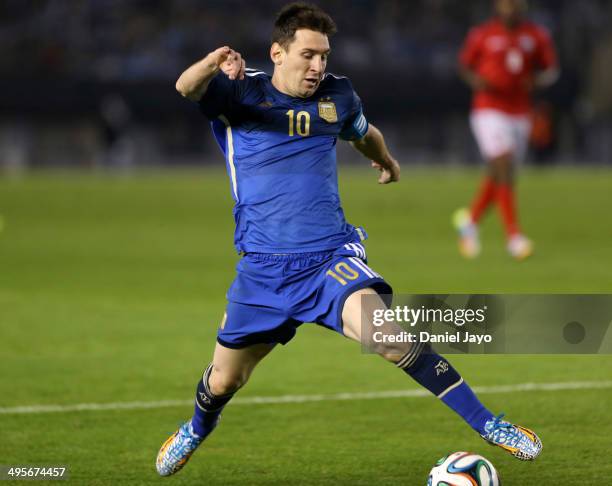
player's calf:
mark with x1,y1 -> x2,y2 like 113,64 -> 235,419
192,364 -> 236,436
488,154 -> 514,185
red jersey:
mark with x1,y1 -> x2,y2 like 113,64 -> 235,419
459,18 -> 557,115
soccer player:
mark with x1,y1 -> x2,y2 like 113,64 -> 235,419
156,3 -> 542,476
454,0 -> 559,260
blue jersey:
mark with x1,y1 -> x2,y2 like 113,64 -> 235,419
198,68 -> 369,254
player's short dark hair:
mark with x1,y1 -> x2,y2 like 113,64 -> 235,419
272,3 -> 337,49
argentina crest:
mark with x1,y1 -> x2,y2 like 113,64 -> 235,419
318,98 -> 338,123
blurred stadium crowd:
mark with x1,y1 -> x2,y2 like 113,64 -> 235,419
1,0 -> 611,169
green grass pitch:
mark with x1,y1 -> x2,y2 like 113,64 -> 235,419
1,167 -> 611,485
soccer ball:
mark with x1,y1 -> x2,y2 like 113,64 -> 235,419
427,451 -> 500,486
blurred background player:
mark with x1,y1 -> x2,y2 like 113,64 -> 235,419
454,0 -> 559,260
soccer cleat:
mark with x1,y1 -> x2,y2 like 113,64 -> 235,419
481,414 -> 542,461
156,421 -> 208,476
452,208 -> 481,259
507,234 -> 533,261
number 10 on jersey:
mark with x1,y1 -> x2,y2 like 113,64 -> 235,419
286,110 -> 310,136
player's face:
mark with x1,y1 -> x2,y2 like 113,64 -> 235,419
272,29 -> 330,98
495,0 -> 527,24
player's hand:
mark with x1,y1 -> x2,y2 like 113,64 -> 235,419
470,74 -> 490,91
209,46 -> 246,80
522,76 -> 535,93
372,159 -> 400,184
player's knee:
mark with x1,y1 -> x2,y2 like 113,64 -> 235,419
372,340 -> 414,364
489,155 -> 513,183
209,368 -> 248,396
380,350 -> 406,363
393,341 -> 430,370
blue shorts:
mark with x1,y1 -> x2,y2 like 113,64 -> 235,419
218,243 -> 392,348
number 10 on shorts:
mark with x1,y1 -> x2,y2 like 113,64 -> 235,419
326,261 -> 359,285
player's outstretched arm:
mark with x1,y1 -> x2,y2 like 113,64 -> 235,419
350,124 -> 400,184
175,47 -> 246,101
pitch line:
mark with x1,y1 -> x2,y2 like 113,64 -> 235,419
1,381 -> 611,416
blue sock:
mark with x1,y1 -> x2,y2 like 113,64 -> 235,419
399,347 -> 493,434
191,364 -> 234,438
